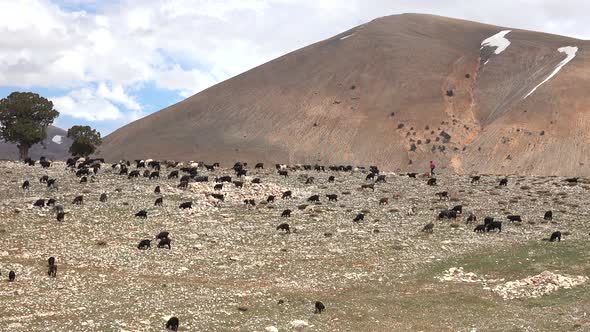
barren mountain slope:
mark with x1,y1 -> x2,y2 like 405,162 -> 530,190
99,13 -> 590,176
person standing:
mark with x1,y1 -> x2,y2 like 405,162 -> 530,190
429,160 -> 436,176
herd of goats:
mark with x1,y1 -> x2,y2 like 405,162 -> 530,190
6,156 -> 575,330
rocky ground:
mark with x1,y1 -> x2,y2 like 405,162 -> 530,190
1,161 -> 589,331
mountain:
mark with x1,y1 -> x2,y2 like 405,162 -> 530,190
0,125 -> 72,160
98,13 -> 590,176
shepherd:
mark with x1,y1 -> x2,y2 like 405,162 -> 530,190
430,160 -> 436,176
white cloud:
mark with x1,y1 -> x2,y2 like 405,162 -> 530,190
50,88 -> 124,121
96,82 -> 141,110
155,64 -> 218,98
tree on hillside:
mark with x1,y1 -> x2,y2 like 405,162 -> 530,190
0,92 -> 60,160
67,125 -> 102,157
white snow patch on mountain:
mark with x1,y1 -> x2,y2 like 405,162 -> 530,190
481,30 -> 512,55
340,34 -> 355,40
524,46 -> 578,99
52,135 -> 63,144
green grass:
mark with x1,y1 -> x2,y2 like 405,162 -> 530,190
331,240 -> 590,331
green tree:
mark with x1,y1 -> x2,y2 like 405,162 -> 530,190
0,92 -> 59,160
67,125 -> 102,157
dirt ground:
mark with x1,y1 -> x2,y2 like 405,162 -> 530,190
0,161 -> 589,331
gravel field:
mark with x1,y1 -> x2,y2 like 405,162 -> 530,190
1,161 -> 589,331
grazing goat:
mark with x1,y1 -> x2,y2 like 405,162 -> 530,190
135,210 -> 148,219
138,239 -> 151,250
276,223 -> 290,233
211,194 -> 225,202
166,317 -> 179,331
215,176 -> 232,183
549,231 -> 562,242
544,211 -> 553,221
353,213 -> 365,222
507,215 -> 522,223
47,257 -> 57,278
315,301 -> 325,314
486,221 -> 502,233
474,224 -> 486,233
33,199 -> 45,208
179,202 -> 192,209
438,210 -> 457,220
435,191 -> 449,200
307,195 -> 320,203
72,196 -> 83,205
156,231 -> 169,240
158,238 -> 171,249
361,184 -> 375,191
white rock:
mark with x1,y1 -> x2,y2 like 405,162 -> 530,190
290,320 -> 309,330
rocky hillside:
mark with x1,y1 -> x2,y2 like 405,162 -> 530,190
99,13 -> 589,176
0,125 -> 72,160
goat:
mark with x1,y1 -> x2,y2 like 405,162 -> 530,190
353,213 -> 365,222
166,317 -> 179,331
158,238 -> 172,249
137,239 -> 151,250
135,210 -> 148,219
276,223 -> 290,233
314,301 -> 325,314
549,231 -> 562,242
179,202 -> 192,209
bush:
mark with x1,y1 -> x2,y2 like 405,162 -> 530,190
439,131 -> 451,143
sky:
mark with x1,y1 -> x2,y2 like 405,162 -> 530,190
1,0 -> 589,135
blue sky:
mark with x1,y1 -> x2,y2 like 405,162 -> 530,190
2,0 -> 589,136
